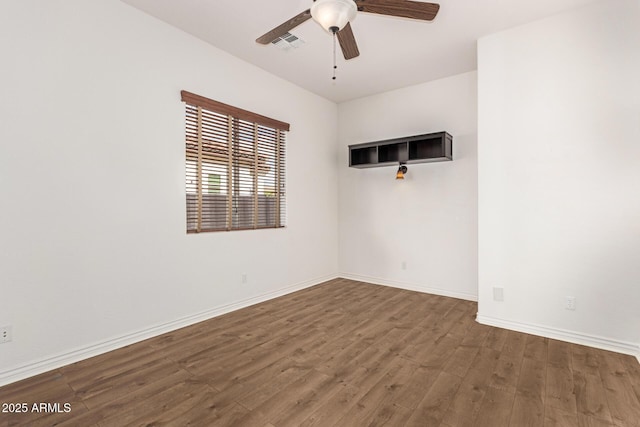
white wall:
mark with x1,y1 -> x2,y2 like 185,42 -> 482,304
0,0 -> 339,385
477,0 -> 640,356
338,72 -> 478,301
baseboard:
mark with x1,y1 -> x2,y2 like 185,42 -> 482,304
340,273 -> 478,302
476,314 -> 640,359
0,274 -> 338,387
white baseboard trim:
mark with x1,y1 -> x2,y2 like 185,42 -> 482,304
0,274 -> 338,387
339,273 -> 478,302
476,314 -> 640,359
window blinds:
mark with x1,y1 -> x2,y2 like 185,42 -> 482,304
181,91 -> 289,233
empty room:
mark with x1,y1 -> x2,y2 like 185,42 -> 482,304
1,0 -> 639,426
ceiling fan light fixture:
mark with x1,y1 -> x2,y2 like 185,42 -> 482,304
311,0 -> 357,33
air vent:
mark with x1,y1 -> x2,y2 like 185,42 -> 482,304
271,32 -> 305,51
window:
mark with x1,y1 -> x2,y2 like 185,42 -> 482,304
207,174 -> 221,194
181,91 -> 289,233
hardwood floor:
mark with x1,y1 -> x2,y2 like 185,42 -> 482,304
1,278 -> 639,426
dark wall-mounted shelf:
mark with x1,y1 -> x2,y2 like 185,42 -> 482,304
349,131 -> 452,168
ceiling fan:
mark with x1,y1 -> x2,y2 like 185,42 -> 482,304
256,0 -> 440,61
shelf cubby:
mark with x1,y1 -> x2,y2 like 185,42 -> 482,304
349,146 -> 378,167
378,142 -> 408,164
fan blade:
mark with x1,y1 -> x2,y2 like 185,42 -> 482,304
256,9 -> 312,44
337,22 -> 360,60
355,0 -> 439,21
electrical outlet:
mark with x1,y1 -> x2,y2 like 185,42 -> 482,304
401,261 -> 407,270
493,287 -> 504,302
241,273 -> 247,284
0,325 -> 12,343
565,296 -> 576,310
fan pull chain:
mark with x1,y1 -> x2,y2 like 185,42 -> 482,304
332,30 -> 337,80
332,34 -> 337,80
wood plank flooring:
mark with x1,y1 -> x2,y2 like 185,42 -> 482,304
1,278 -> 639,426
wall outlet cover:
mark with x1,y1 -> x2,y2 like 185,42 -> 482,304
565,296 -> 576,310
0,325 -> 12,343
493,287 -> 504,302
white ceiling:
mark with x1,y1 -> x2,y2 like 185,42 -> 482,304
121,0 -> 599,103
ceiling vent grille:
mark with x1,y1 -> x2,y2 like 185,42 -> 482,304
271,32 -> 305,51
